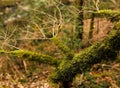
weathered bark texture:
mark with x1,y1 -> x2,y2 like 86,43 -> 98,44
89,13 -> 95,39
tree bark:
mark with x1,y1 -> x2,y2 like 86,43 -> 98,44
50,22 -> 120,84
75,0 -> 84,40
88,13 -> 95,43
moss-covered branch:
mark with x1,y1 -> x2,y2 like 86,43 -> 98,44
0,50 -> 6,54
94,10 -> 120,22
10,50 -> 60,66
52,37 -> 74,60
0,50 -> 60,67
50,22 -> 120,83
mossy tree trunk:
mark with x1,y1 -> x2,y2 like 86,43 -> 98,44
49,10 -> 120,87
50,21 -> 120,87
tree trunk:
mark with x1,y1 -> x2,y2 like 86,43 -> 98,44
50,22 -> 120,84
74,0 -> 84,40
88,12 -> 95,45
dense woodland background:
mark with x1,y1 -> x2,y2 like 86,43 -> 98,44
0,0 -> 120,88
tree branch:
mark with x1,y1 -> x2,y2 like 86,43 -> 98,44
50,22 -> 120,83
94,10 -> 120,22
0,50 -> 60,67
52,37 -> 74,60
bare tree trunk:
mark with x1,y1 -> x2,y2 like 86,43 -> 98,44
75,0 -> 84,40
88,13 -> 95,40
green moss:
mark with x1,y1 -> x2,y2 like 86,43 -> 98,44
50,28 -> 120,83
113,21 -> 120,30
11,50 -> 60,66
52,37 -> 74,60
94,10 -> 120,22
0,50 -> 6,54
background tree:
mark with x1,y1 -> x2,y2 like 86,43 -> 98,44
74,0 -> 84,48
